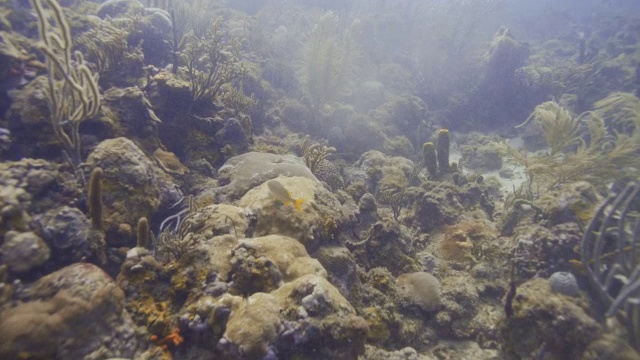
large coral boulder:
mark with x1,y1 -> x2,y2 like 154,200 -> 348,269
84,137 -> 166,246
205,152 -> 318,202
238,176 -> 351,251
0,263 -> 156,359
217,274 -> 369,360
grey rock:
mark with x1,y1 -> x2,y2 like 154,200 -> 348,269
205,152 -> 318,202
1,231 -> 50,273
35,206 -> 90,251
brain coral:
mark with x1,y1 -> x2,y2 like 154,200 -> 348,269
397,271 -> 442,312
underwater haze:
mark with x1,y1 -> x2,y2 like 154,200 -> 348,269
1,0 -> 640,359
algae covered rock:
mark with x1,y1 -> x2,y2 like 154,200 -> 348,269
0,184 -> 30,233
484,26 -> 530,82
236,235 -> 326,282
500,278 -> 601,360
33,205 -> 103,266
354,150 -> 415,193
5,77 -> 60,159
458,132 -> 503,172
315,245 -> 360,298
342,114 -> 389,157
216,273 -> 368,360
350,219 -> 421,275
0,263 -> 153,359
238,176 -> 351,251
218,292 -> 284,359
536,181 -> 601,227
459,143 -> 502,172
0,230 -> 50,274
434,274 -> 480,339
84,137 -> 164,246
228,234 -> 327,295
512,222 -> 583,278
97,0 -> 144,19
102,87 -> 162,151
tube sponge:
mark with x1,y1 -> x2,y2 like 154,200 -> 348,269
88,167 -> 103,229
436,129 -> 450,174
422,142 -> 438,177
136,217 -> 150,249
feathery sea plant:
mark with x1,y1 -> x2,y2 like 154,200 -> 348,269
593,92 -> 640,134
495,101 -> 640,191
30,0 -> 101,170
298,11 -> 362,113
581,182 -> 640,351
181,17 -> 247,110
220,83 -> 257,115
76,19 -> 143,85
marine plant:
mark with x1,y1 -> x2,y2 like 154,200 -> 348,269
495,101 -> 640,191
157,196 -> 199,261
377,187 -> 407,221
30,0 -> 101,169
220,83 -> 257,116
298,11 -> 362,114
581,182 -> 640,351
171,0 -> 218,42
219,83 -> 257,141
180,17 -> 247,111
301,135 -> 336,174
593,92 -> 640,134
76,19 -> 141,85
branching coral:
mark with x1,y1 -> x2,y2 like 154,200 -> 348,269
301,135 -> 336,174
220,83 -> 257,115
180,17 -> 247,108
593,92 -> 640,134
76,24 -> 124,74
495,101 -> 640,191
298,11 -> 362,112
171,0 -> 218,42
76,18 -> 142,82
30,0 -> 101,168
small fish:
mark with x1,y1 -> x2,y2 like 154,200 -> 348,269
267,180 -> 303,211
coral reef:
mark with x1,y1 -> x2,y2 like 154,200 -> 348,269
1,0 -> 640,358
